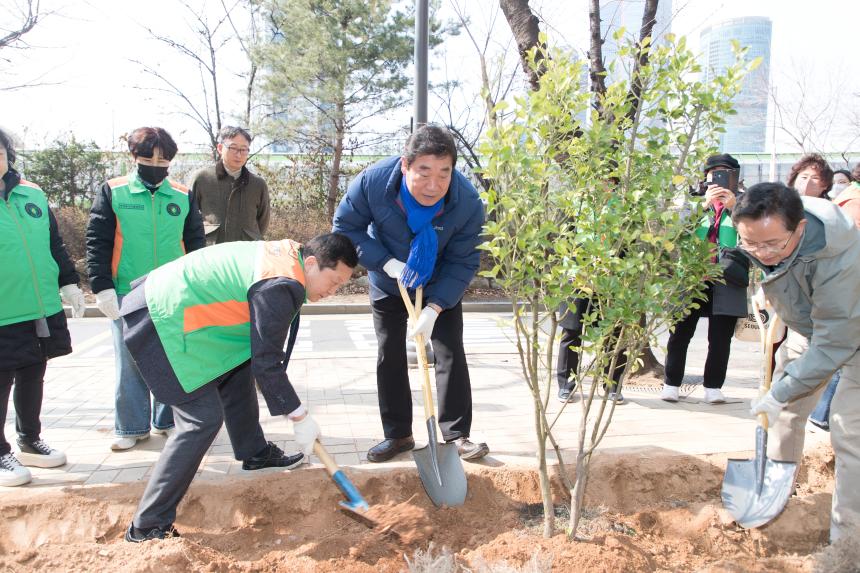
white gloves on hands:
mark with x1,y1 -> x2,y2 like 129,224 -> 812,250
95,288 -> 121,321
750,391 -> 787,426
291,414 -> 321,457
383,259 -> 406,280
409,306 -> 439,341
60,284 -> 87,318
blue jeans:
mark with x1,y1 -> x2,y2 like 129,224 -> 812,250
809,371 -> 839,429
111,296 -> 174,437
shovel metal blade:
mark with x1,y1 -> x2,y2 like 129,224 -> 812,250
721,456 -> 797,529
413,441 -> 467,507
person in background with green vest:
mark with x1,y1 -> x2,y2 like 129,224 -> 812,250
118,233 -> 356,542
661,154 -> 750,404
85,127 -> 206,452
0,127 -> 87,487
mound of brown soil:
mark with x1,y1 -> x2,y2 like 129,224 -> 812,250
0,444 -> 837,572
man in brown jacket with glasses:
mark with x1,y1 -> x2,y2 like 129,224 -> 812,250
190,126 -> 271,245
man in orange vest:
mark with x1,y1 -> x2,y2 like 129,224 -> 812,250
119,233 -> 357,542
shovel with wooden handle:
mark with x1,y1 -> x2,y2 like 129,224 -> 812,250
397,282 -> 467,507
721,298 -> 797,528
313,440 -> 370,515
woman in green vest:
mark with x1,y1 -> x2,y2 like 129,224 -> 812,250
661,154 -> 750,404
85,127 -> 205,452
0,128 -> 87,486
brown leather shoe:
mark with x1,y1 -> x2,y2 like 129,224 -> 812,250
366,437 -> 415,463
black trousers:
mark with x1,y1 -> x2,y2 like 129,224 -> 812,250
0,361 -> 47,455
556,297 -> 627,391
371,295 -> 471,441
664,288 -> 739,389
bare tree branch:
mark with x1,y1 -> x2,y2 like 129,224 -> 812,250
0,0 -> 40,49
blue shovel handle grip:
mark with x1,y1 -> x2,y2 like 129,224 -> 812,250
332,470 -> 370,511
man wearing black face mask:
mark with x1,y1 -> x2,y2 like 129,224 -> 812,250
86,127 -> 206,452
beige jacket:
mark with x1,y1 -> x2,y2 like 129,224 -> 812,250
835,182 -> 860,229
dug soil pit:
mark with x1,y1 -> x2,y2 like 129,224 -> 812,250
0,444 -> 838,572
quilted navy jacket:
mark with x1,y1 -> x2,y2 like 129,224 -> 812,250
332,156 -> 484,309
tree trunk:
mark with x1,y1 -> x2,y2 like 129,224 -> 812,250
623,0 -> 659,124
244,62 -> 257,128
534,397 -> 554,538
587,0 -> 607,101
568,450 -> 589,539
327,102 -> 346,221
499,0 -> 544,91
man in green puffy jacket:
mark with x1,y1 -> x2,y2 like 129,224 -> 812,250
734,182 -> 860,543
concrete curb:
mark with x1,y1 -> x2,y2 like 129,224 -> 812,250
66,300 -> 515,318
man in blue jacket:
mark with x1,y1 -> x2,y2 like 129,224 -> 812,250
333,124 -> 488,462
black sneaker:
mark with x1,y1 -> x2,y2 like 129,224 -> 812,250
125,523 -> 181,543
450,437 -> 489,461
16,438 -> 66,468
242,441 -> 304,471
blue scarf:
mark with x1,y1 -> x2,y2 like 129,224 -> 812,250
399,177 -> 441,288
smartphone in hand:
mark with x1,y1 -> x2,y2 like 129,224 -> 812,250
709,169 -> 738,193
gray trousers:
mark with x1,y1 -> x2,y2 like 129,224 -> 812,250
769,329 -> 860,542
133,362 -> 266,529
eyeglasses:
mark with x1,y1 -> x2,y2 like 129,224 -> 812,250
224,145 -> 250,155
738,228 -> 796,255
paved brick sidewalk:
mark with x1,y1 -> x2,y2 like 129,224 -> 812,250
7,314 -> 829,489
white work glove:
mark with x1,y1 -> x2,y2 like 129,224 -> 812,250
383,259 -> 406,280
60,284 -> 87,318
95,288 -> 121,321
408,306 -> 439,341
291,414 -> 321,458
750,391 -> 787,426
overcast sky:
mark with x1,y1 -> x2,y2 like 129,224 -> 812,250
1,0 -> 856,153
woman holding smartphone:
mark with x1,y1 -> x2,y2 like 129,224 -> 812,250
661,154 -> 750,404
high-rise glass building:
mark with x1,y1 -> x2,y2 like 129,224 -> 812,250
700,17 -> 772,153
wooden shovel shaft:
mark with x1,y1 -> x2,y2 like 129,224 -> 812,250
751,298 -> 782,432
313,440 -> 338,475
313,439 -> 370,512
397,283 -> 436,423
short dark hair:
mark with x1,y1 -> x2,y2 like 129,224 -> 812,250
127,127 -> 178,161
0,128 -> 17,166
303,233 -> 358,270
733,182 -> 806,232
787,153 -> 833,196
834,168 -> 853,182
218,126 -> 252,144
403,124 -> 457,168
